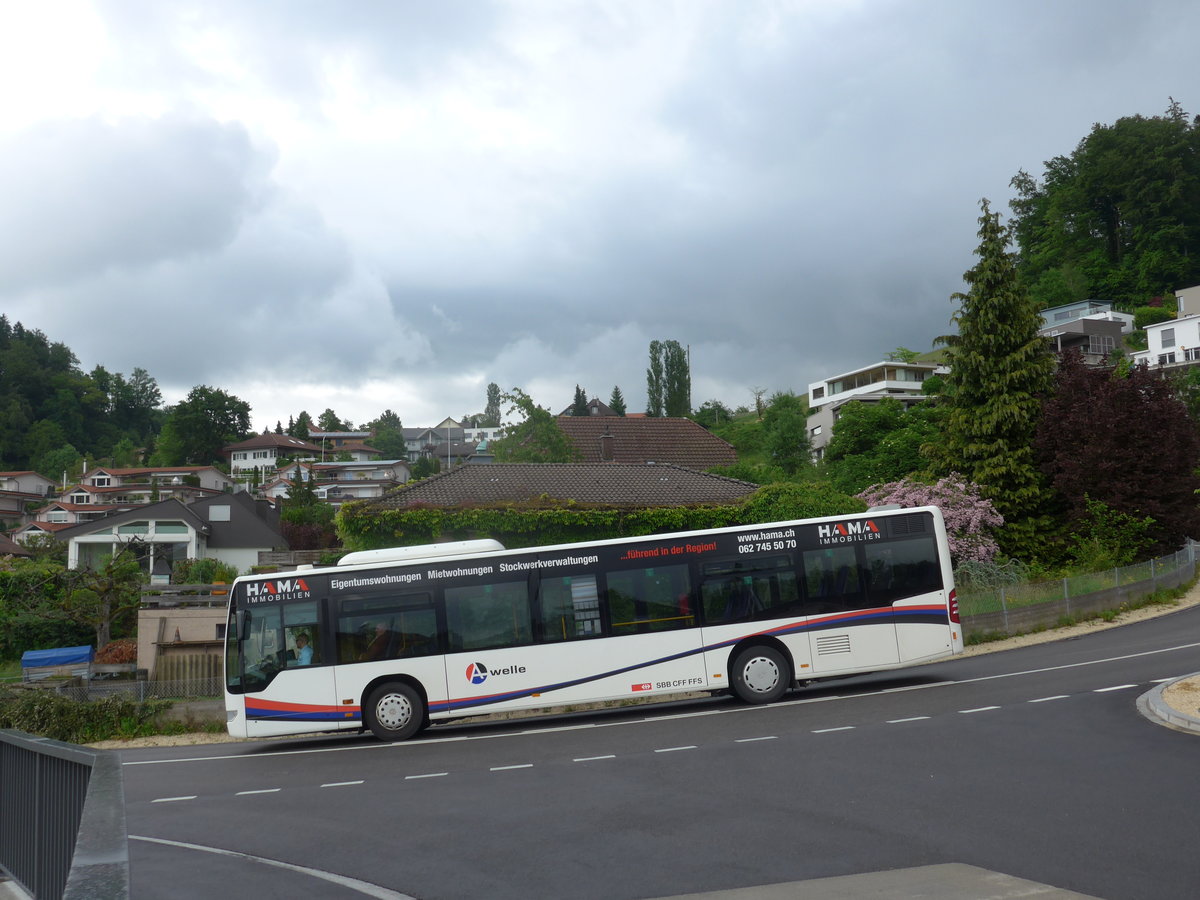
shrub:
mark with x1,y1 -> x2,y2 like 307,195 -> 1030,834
0,688 -> 172,743
859,474 -> 1003,564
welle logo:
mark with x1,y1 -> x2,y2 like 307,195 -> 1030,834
465,661 -> 527,686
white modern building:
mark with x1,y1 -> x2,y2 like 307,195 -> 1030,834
806,360 -> 947,458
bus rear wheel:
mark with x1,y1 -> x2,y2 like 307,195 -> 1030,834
365,682 -> 424,742
731,645 -> 789,704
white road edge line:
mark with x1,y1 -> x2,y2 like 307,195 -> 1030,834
129,835 -> 413,899
123,641 -> 1200,767
1094,684 -> 1139,692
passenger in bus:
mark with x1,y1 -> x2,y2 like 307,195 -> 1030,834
359,622 -> 392,661
294,634 -> 313,666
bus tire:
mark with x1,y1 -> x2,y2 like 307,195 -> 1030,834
365,682 -> 424,742
731,645 -> 789,704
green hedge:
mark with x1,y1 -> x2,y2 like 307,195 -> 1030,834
0,688 -> 173,743
336,482 -> 866,551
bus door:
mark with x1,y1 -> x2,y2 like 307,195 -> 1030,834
802,545 -> 899,673
862,535 -> 952,663
237,596 -> 345,735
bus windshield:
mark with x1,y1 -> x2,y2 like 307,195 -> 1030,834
227,596 -> 321,694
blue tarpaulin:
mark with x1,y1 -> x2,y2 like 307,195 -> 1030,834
21,646 -> 94,668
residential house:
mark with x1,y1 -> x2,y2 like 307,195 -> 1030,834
366,463 -> 758,511
1129,285 -> 1200,371
60,465 -> 235,508
0,471 -> 57,496
0,471 -> 58,528
1038,300 -> 1131,363
0,533 -> 31,557
1039,300 -> 1134,332
558,398 -> 618,417
56,491 -> 285,575
269,460 -> 411,506
223,433 -> 324,478
401,418 -> 506,464
554,417 -> 738,469
806,360 -> 947,459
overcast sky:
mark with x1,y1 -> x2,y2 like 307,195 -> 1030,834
2,1 -> 1196,432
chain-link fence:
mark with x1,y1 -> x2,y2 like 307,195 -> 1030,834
51,676 -> 223,704
959,543 -> 1197,638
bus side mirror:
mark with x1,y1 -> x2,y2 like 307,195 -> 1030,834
235,610 -> 249,641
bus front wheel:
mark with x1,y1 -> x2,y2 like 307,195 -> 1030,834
365,682 -> 424,742
731,645 -> 789,704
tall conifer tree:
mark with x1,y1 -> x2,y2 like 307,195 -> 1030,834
938,199 -> 1054,555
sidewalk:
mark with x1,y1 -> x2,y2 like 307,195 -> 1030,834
1139,672 -> 1200,734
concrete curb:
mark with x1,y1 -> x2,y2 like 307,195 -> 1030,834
1138,673 -> 1200,735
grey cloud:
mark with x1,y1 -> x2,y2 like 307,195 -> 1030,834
0,116 -> 267,292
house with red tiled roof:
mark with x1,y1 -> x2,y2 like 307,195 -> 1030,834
554,416 -> 738,470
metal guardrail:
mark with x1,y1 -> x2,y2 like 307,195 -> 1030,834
0,730 -> 128,900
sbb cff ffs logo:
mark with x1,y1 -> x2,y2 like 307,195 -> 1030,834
465,662 -> 527,685
816,520 -> 882,545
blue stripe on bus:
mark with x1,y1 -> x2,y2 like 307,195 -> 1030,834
433,606 -> 950,714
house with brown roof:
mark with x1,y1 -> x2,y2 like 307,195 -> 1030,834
555,416 -> 738,469
367,463 -> 757,510
223,433 -> 324,477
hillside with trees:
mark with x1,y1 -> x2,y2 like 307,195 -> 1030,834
1009,99 -> 1200,310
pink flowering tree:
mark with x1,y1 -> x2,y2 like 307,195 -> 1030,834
857,474 -> 1003,564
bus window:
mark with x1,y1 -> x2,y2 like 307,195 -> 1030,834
606,565 -> 693,635
702,556 -> 800,623
445,580 -> 533,651
336,593 -> 440,663
803,546 -> 867,612
537,575 -> 601,641
283,600 -> 319,666
863,537 -> 942,605
240,604 -> 283,692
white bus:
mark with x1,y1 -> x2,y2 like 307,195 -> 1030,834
224,506 -> 961,742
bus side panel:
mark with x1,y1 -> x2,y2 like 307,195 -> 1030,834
894,593 -> 959,662
440,631 -> 708,718
698,620 -> 815,685
241,667 -> 349,737
333,656 -> 449,724
806,611 -> 898,675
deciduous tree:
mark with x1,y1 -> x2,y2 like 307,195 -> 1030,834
1035,349 -> 1200,555
491,389 -> 580,463
760,392 -> 811,476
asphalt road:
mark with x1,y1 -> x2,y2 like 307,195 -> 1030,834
121,605 -> 1200,899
